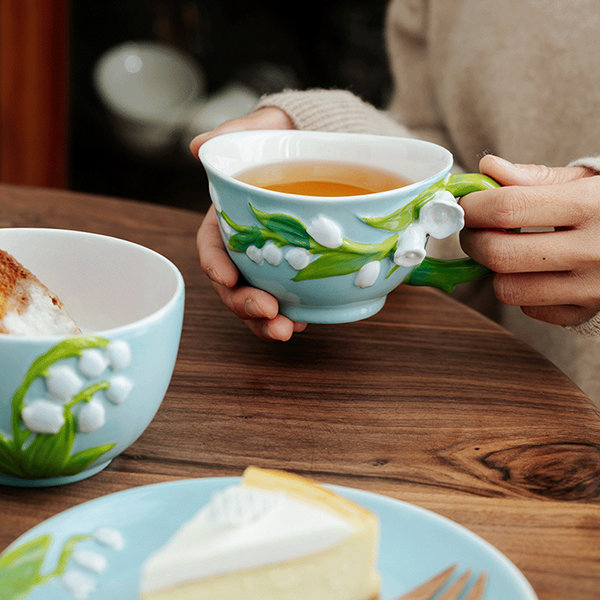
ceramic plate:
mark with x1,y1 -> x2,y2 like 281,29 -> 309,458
0,477 -> 537,600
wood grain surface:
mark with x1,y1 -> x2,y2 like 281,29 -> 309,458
0,184 -> 599,599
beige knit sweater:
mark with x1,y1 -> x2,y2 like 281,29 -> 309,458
256,0 -> 600,405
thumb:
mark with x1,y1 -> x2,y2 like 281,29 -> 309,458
189,107 -> 294,159
479,154 -> 591,186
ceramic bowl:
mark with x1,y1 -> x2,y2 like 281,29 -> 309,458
198,130 -> 498,324
0,229 -> 184,487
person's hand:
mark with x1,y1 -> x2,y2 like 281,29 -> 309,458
459,154 -> 600,326
189,106 -> 294,159
192,107 -> 308,341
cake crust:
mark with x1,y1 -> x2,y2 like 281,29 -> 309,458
0,249 -> 80,335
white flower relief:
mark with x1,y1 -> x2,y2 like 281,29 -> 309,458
78,399 -> 106,433
262,242 -> 283,266
94,527 -> 125,551
78,349 -> 109,378
285,247 -> 312,270
106,376 -> 133,405
246,245 -> 264,265
21,399 -> 65,434
355,261 -> 381,288
107,340 -> 131,371
62,570 -> 97,600
394,225 -> 427,267
46,366 -> 83,403
306,215 -> 343,248
419,190 -> 464,239
72,549 -> 108,574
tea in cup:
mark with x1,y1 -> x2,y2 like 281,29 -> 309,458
199,130 -> 498,323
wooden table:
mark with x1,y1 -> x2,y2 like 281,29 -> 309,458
1,183 -> 599,599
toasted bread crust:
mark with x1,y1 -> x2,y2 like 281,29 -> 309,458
0,249 -> 76,335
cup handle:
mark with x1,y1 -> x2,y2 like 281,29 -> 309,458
405,173 -> 500,293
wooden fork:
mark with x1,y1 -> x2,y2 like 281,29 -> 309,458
396,564 -> 488,600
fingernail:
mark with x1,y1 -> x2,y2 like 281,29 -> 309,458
245,298 -> 264,318
207,267 -> 225,286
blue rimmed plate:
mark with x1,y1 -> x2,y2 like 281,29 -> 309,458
0,477 -> 537,599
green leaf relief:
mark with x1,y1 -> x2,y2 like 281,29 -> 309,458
19,411 -> 77,479
61,443 -> 116,476
228,228 -> 267,251
0,535 -> 51,600
362,178 -> 448,232
445,173 -> 500,196
405,257 -> 491,293
294,234 -> 398,281
293,252 -> 373,281
0,533 -> 91,598
0,436 -> 24,478
250,205 -> 310,248
0,336 -> 115,480
224,206 -> 310,252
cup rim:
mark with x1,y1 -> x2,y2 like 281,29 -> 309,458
0,228 -> 185,343
198,129 -> 454,203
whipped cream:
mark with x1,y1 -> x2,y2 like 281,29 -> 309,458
141,484 -> 354,593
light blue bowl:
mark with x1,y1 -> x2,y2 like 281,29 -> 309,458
199,130 -> 499,323
0,229 -> 184,487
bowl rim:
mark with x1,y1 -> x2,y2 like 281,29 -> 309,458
0,228 -> 185,343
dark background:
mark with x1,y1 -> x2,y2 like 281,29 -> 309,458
68,0 -> 391,211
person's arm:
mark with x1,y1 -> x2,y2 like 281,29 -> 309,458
254,89 -> 411,137
459,154 -> 600,334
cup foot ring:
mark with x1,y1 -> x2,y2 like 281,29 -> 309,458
280,297 -> 386,324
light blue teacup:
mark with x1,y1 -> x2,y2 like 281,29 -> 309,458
0,229 -> 184,486
199,130 -> 499,324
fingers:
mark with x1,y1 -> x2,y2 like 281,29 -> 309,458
519,304 -> 598,327
459,165 -> 600,326
189,107 -> 294,158
491,270 -> 600,308
197,207 -> 240,287
212,282 -> 307,341
197,207 -> 307,341
459,178 -> 597,230
243,314 -> 308,342
479,154 -> 594,187
460,228 -> 598,273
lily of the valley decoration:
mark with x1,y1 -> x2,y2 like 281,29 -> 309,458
219,174 -> 499,293
0,336 -> 133,480
0,527 -> 124,600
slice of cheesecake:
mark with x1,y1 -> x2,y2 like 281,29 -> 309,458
140,466 -> 381,600
0,249 -> 80,336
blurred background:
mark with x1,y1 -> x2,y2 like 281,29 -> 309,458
0,0 -> 391,212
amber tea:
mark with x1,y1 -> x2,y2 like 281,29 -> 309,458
235,160 -> 412,197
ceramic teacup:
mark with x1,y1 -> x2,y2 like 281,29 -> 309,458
199,130 -> 499,324
0,229 -> 184,486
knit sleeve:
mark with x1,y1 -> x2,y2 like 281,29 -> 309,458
568,155 -> 600,172
564,155 -> 600,335
254,88 -> 412,137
